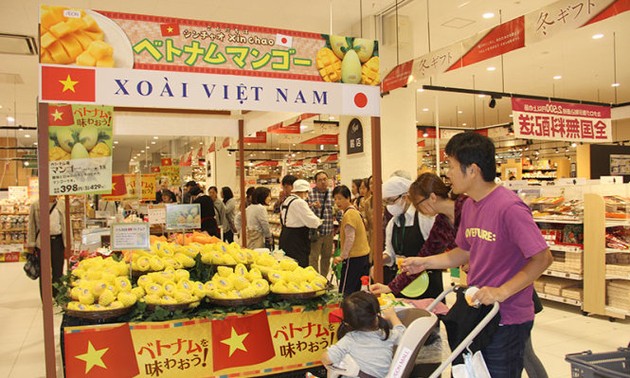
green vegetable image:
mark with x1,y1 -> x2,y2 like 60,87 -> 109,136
341,49 -> 362,84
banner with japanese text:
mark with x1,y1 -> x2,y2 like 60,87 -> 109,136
102,174 -> 156,201
48,104 -> 113,196
64,305 -> 338,377
38,5 -> 380,116
512,98 -> 612,142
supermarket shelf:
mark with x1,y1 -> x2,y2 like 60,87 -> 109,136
548,244 -> 583,253
605,219 -> 630,227
605,306 -> 630,318
522,176 -> 556,180
0,241 -> 25,245
522,168 -> 556,172
534,217 -> 583,224
605,248 -> 630,254
0,228 -> 27,232
538,292 -> 582,307
543,269 -> 583,280
606,274 -> 630,280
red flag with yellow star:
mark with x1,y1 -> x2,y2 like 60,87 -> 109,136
101,174 -> 127,199
41,66 -> 95,103
211,310 -> 275,371
160,22 -> 180,36
48,104 -> 74,126
65,323 -> 138,378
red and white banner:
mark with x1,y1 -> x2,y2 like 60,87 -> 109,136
301,134 -> 338,145
417,127 -> 437,139
267,122 -> 300,134
512,98 -> 612,142
243,131 -> 267,144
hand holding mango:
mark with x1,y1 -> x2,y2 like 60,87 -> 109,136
316,35 -> 379,85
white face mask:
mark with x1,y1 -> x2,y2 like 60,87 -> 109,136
387,202 -> 406,217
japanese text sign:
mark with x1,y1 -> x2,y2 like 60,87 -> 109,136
39,5 -> 380,116
512,98 -> 612,143
148,205 -> 166,225
111,223 -> 150,250
48,104 -> 113,196
64,305 -> 339,377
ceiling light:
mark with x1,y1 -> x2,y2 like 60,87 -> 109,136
7,116 -> 14,123
462,123 -> 467,126
153,136 -> 159,140
509,114 -> 513,118
571,142 -> 577,147
482,12 -> 495,19
477,94 -> 486,98
422,130 -> 429,138
23,134 -> 30,138
151,141 -> 156,145
612,83 -> 621,87
200,142 -> 203,145
486,66 -> 496,72
422,108 -> 429,112
276,147 -> 280,150
33,142 -> 37,146
140,150 -> 144,153
592,33 -> 604,40
417,88 -> 424,92
0,105 -> 2,109
320,144 -> 324,150
458,110 -> 463,114
328,116 -> 335,120
146,146 -> 150,149
553,75 -> 562,80
114,140 -> 119,144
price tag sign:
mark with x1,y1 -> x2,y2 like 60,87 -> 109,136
8,186 -> 28,200
148,205 -> 166,225
165,204 -> 201,230
111,223 -> 150,250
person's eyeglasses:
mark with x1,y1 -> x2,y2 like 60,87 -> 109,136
383,194 -> 403,205
414,197 -> 429,208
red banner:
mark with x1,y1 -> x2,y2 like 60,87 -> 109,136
512,98 -> 612,142
243,131 -> 267,144
256,160 -> 279,167
150,166 -> 160,173
301,134 -> 338,145
417,127 -> 437,139
448,17 -> 525,71
208,142 -> 216,153
222,137 -> 231,148
161,158 -> 172,166
381,60 -> 413,94
324,154 -> 338,162
268,122 -> 300,134
101,174 -> 127,199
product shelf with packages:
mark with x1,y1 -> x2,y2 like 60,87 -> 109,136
58,234 -> 341,377
0,198 -> 31,262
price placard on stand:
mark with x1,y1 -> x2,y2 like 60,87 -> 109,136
148,205 -> 166,225
111,223 -> 150,250
165,204 -> 201,230
8,186 -> 28,200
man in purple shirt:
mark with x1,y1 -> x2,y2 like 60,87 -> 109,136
402,132 -> 552,377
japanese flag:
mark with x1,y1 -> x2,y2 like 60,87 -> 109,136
342,85 -> 381,116
275,33 -> 293,48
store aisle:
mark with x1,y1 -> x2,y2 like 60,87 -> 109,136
0,262 -> 628,378
0,262 -> 64,378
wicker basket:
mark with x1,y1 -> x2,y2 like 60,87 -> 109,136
145,301 -> 200,312
273,290 -> 327,300
64,305 -> 133,320
206,295 -> 267,307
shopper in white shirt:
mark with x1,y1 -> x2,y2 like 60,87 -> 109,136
279,179 -> 322,267
235,187 -> 272,249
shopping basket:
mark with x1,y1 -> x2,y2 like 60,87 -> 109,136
565,348 -> 630,378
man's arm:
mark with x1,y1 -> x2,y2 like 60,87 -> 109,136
401,247 -> 470,274
474,248 -> 553,305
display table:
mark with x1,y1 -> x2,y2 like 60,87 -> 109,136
63,304 -> 339,377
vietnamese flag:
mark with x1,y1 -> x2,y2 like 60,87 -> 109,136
212,310 -> 275,371
48,104 -> 74,126
65,323 -> 139,378
160,158 -> 172,166
102,174 -> 127,199
41,66 -> 96,103
160,22 -> 180,36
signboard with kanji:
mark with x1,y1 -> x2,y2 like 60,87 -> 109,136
512,98 -> 612,142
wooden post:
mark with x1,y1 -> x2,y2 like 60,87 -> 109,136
238,119 -> 247,247
371,116 -> 384,283
37,102 -> 57,377
64,195 -> 71,259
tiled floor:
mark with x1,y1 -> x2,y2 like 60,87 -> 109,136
1,263 -> 628,378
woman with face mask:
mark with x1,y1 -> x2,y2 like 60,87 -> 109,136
372,173 -> 468,300
377,176 -> 435,295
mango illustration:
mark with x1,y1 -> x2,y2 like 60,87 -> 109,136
88,142 -> 110,158
353,38 -> 375,63
341,49 -> 362,84
316,48 -> 342,83
50,146 -> 70,161
329,35 -> 350,60
79,125 -> 99,150
71,143 -> 90,159
361,56 -> 380,85
57,127 -> 76,153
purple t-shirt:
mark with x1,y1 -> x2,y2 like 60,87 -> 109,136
456,186 -> 548,325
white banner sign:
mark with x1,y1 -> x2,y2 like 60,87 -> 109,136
148,205 -> 166,225
8,186 -> 28,200
512,98 -> 612,142
40,65 -> 380,116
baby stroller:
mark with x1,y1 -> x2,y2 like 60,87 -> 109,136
325,286 -> 500,378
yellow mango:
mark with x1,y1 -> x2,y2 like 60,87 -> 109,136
60,35 -> 83,60
87,40 -> 113,60
361,56 -> 380,85
40,8 -> 63,29
47,41 -> 73,64
65,17 -> 87,33
84,30 -> 104,41
316,48 -> 342,83
76,51 -> 97,66
73,31 -> 94,50
40,32 -> 57,49
49,21 -> 72,39
96,56 -> 115,68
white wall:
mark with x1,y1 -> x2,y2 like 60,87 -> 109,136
214,147 -> 237,195
380,87 -> 417,179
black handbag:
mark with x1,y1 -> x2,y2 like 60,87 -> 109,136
23,248 -> 40,280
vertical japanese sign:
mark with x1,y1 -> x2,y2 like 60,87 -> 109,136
346,118 -> 364,155
512,98 -> 612,142
48,104 -> 113,195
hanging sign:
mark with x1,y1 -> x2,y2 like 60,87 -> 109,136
346,118 -> 364,155
147,205 -> 166,224
243,131 -> 267,144
111,223 -> 150,250
38,6 -> 380,116
512,98 -> 612,142
301,134 -> 338,145
267,122 -> 301,134
48,104 -> 113,196
165,204 -> 201,230
101,174 -> 155,201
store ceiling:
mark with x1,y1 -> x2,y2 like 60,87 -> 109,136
0,0 -> 628,171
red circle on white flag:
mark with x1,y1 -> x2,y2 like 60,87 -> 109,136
354,93 -> 368,108
281,37 -> 288,44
